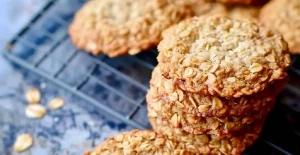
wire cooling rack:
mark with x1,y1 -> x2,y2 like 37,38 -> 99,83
3,0 -> 300,154
3,0 -> 156,130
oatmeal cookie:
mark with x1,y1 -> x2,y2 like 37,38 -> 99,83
158,16 -> 291,97
259,0 -> 300,54
208,0 -> 260,5
227,5 -> 261,21
150,66 -> 287,117
147,90 -> 274,136
69,0 -> 192,57
187,0 -> 259,21
84,130 -> 193,155
149,115 -> 262,155
185,0 -> 227,17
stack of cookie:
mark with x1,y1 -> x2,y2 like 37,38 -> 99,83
147,16 -> 291,154
85,16 -> 291,155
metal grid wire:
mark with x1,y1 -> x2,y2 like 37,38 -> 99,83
4,0 -> 156,130
2,0 -> 300,154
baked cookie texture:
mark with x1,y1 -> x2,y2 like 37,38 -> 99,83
187,0 -> 260,21
147,89 -> 273,136
69,0 -> 192,57
86,15 -> 291,155
149,115 -> 262,155
150,67 -> 287,117
207,0 -> 260,5
227,5 -> 261,20
158,16 -> 291,97
84,130 -> 194,155
259,0 -> 300,54
185,0 -> 227,17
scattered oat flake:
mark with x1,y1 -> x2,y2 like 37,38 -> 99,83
6,44 -> 13,50
25,88 -> 41,104
25,104 -> 46,119
13,134 -> 33,152
48,97 -> 64,110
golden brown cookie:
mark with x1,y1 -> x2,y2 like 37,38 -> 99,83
69,0 -> 192,57
259,0 -> 300,54
84,130 -> 194,155
227,5 -> 261,21
157,16 -> 291,97
149,115 -> 262,155
186,0 -> 260,21
208,0 -> 260,5
185,0 -> 227,17
150,66 -> 287,117
147,89 -> 274,136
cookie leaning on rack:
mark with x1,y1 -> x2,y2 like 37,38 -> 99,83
69,0 -> 192,57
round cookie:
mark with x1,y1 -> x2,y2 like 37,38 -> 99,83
69,0 -> 192,57
150,66 -> 287,117
157,16 -> 291,97
149,115 -> 262,155
84,130 -> 193,155
259,0 -> 300,54
147,89 -> 274,136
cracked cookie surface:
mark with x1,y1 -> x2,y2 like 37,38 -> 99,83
158,16 -> 291,97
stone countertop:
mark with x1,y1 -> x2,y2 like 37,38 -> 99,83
0,1 -> 133,154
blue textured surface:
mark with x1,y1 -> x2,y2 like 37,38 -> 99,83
0,55 -> 133,155
0,1 -> 135,154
